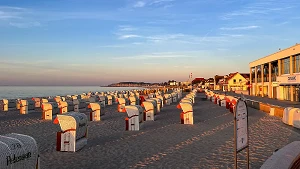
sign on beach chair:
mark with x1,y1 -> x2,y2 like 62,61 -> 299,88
0,133 -> 40,169
141,101 -> 155,121
0,99 -> 8,111
19,100 -> 35,114
177,102 -> 193,124
41,102 -> 59,120
54,112 -> 88,152
87,103 -> 104,121
124,105 -> 144,131
185,94 -> 195,104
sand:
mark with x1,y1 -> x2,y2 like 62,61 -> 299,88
1,93 -> 300,169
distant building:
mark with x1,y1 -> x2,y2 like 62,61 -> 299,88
249,44 -> 300,101
214,75 -> 224,90
169,80 -> 177,86
204,78 -> 214,89
192,78 -> 205,84
222,72 -> 250,91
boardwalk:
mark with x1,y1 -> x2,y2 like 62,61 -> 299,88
0,93 -> 300,168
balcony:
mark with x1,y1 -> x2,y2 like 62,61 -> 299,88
257,77 -> 261,83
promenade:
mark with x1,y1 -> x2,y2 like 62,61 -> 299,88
215,90 -> 300,108
1,93 -> 300,168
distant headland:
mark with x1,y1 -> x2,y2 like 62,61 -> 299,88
102,82 -> 163,87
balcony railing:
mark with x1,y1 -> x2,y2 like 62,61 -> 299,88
263,76 -> 269,82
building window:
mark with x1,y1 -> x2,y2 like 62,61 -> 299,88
239,79 -> 242,82
257,65 -> 261,82
294,55 -> 300,73
281,57 -> 290,74
251,67 -> 255,82
233,79 -> 236,83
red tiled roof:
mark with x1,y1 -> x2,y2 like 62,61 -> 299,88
193,78 -> 205,81
225,72 -> 238,83
240,73 -> 250,79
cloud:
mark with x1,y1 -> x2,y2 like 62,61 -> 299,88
145,33 -> 186,43
98,45 -> 125,48
132,0 -> 175,8
118,25 -> 137,31
0,6 -> 27,20
113,52 -> 195,60
220,34 -> 244,37
220,1 -> 295,20
116,31 -> 240,45
9,21 -> 41,28
275,21 -> 289,26
132,42 -> 143,45
133,1 -> 146,8
220,26 -> 259,30
149,0 -> 175,5
119,34 -> 142,39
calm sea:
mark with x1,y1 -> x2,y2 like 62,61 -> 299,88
0,86 -> 145,100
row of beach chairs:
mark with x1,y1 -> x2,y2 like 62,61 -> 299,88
0,88 -> 200,169
177,89 -> 198,124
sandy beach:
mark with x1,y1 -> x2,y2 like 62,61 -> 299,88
1,92 -> 300,169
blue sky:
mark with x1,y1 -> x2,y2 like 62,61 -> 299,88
0,0 -> 300,85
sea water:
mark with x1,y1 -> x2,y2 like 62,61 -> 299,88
0,86 -> 145,99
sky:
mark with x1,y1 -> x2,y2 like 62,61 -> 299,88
0,0 -> 300,86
